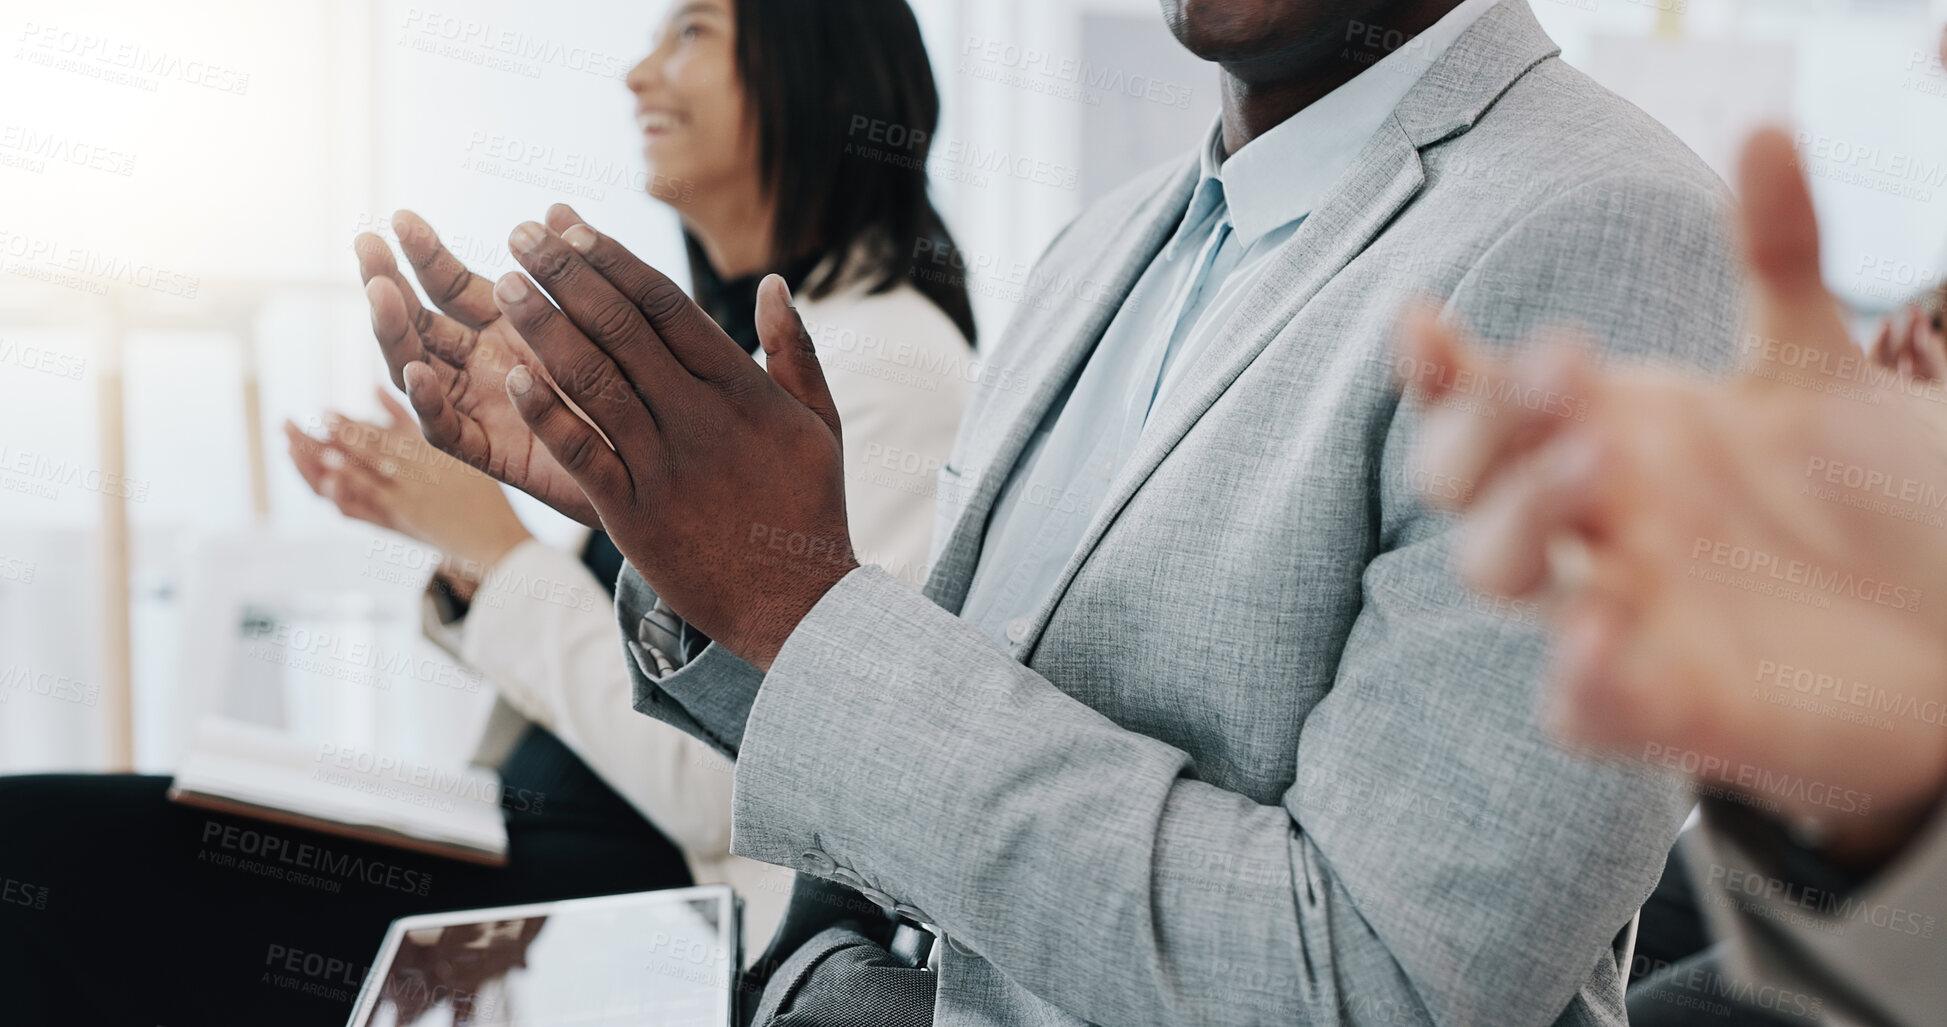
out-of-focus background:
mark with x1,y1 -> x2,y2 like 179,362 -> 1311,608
4,0 -> 1945,774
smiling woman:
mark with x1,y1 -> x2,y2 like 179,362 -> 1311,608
632,0 -> 978,349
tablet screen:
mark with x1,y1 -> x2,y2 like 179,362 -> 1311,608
348,886 -> 737,1027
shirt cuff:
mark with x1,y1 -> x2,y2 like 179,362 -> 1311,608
614,559 -> 767,760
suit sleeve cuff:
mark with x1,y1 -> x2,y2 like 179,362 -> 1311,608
727,565 -> 971,912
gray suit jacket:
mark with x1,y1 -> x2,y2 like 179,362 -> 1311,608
616,2 -> 1742,1022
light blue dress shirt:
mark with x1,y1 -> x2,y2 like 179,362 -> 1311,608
957,0 -> 1498,654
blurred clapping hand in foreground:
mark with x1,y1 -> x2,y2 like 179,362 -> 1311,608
1398,128 -> 1947,870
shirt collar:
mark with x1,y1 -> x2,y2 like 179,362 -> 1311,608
1199,0 -> 1501,249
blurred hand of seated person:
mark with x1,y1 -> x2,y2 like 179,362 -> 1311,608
285,387 -> 532,604
1400,128 -> 1947,1027
1870,286 -> 1947,383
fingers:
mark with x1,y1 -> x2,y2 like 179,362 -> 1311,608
1454,430 -> 1606,598
401,361 -> 476,466
1871,306 -> 1947,382
1737,128 -> 1854,372
284,421 -> 333,495
358,229 -> 484,380
1870,314 -> 1901,371
1911,306 -> 1947,381
544,203 -> 585,234
394,210 -> 502,328
321,463 -> 396,529
1542,589 -> 1637,748
551,218 -> 751,383
757,275 -> 842,438
505,220 -> 693,397
1394,302 -> 1475,405
285,420 -> 397,528
321,412 -> 392,460
491,267 -> 669,459
1400,314 -> 1594,514
1897,306 -> 1922,379
505,364 -> 631,502
360,256 -> 425,390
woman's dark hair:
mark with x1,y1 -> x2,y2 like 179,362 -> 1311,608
686,0 -> 977,346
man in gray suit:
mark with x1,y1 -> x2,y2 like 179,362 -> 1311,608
366,0 -> 1743,1021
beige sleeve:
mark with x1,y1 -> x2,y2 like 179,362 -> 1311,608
433,540 -> 738,863
1691,802 -> 1947,1027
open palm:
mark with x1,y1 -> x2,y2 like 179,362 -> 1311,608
355,209 -> 599,525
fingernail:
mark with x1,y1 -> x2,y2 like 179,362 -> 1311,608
506,364 -> 533,397
562,225 -> 597,254
511,222 -> 546,255
496,274 -> 530,304
767,273 -> 795,309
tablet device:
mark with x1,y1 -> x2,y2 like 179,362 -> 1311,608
345,885 -> 740,1026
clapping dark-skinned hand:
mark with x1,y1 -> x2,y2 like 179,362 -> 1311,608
363,203 -> 855,671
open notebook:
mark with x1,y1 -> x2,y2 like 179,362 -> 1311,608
169,717 -> 509,866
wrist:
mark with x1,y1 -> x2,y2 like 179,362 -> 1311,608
442,528 -> 532,590
737,559 -> 858,673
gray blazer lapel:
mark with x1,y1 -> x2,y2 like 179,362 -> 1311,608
922,161 -> 1199,611
1007,0 -> 1562,653
1395,0 -> 1561,149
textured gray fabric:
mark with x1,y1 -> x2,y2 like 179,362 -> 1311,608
620,2 -> 1744,1023
751,926 -> 937,1027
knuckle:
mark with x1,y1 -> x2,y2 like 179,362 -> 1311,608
554,427 -> 603,474
584,299 -> 640,342
526,243 -> 577,283
638,277 -> 690,323
435,264 -> 471,302
557,353 -> 616,399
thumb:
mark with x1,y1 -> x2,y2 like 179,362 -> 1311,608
756,275 -> 842,439
1737,128 -> 1856,376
